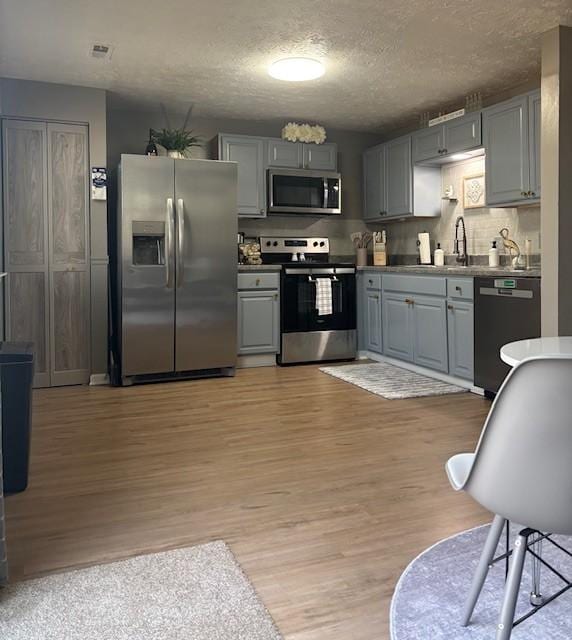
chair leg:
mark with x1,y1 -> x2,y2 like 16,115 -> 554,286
495,529 -> 531,640
462,514 -> 507,626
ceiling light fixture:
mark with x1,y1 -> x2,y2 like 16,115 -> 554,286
268,57 -> 325,82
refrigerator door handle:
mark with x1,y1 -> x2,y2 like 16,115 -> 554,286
176,198 -> 185,288
165,198 -> 175,288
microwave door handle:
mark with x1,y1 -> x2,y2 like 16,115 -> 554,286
323,177 -> 329,208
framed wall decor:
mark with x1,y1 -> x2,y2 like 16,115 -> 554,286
463,173 -> 486,209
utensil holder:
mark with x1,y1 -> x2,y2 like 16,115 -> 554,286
356,247 -> 368,267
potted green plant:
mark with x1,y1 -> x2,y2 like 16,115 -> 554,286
151,104 -> 201,158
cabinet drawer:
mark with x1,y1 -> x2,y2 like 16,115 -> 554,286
362,272 -> 382,291
382,274 -> 446,297
238,272 -> 280,290
447,277 -> 474,300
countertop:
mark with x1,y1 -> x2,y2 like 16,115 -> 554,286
501,337 -> 572,367
238,264 -> 282,272
357,265 -> 541,278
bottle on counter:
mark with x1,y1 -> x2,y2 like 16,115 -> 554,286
434,243 -> 445,267
489,240 -> 499,267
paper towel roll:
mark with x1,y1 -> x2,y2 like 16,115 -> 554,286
418,232 -> 431,265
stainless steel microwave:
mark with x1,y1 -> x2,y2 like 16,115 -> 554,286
268,168 -> 341,215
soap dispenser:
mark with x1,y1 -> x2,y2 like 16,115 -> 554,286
434,243 -> 445,267
489,240 -> 499,267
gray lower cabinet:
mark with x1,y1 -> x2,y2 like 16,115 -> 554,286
237,287 -> 279,355
218,135 -> 265,217
383,293 -> 447,371
447,300 -> 474,380
364,288 -> 382,353
483,90 -> 540,206
412,296 -> 448,372
382,293 -> 414,362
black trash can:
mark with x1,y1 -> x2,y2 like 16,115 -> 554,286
0,342 -> 34,494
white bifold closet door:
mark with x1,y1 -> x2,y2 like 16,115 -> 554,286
2,119 -> 90,387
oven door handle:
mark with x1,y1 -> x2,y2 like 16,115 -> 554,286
308,275 -> 339,283
284,267 -> 355,276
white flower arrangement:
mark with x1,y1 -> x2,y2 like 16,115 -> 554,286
281,122 -> 327,145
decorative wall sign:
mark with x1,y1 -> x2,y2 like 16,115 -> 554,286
91,167 -> 107,201
463,173 -> 486,209
428,108 -> 466,127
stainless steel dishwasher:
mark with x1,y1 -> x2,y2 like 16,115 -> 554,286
474,276 -> 541,396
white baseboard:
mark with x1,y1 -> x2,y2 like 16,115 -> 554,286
357,350 -> 481,393
237,353 -> 277,369
89,373 -> 110,386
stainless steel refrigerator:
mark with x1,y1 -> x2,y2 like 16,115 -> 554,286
114,154 -> 237,384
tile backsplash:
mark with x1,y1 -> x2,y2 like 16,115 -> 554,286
382,157 -> 541,259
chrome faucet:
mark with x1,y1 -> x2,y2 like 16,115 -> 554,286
454,215 -> 468,266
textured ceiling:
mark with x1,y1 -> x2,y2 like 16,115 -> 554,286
0,0 -> 571,132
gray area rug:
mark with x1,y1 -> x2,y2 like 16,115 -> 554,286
391,524 -> 572,639
0,541 -> 282,640
320,362 -> 467,399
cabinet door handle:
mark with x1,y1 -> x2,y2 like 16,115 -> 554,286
405,298 -> 414,305
448,304 -> 455,310
273,293 -> 278,301
368,279 -> 373,285
255,278 -> 261,286
260,208 -> 265,214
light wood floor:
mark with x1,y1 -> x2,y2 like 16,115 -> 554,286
5,364 -> 491,639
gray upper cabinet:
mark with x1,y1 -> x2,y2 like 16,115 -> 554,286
444,112 -> 481,155
303,143 -> 337,170
483,91 -> 540,206
237,289 -> 279,355
412,126 -> 444,163
267,140 -> 337,170
382,293 -> 414,362
529,91 -> 541,200
412,296 -> 448,372
447,300 -> 474,380
363,145 -> 386,221
219,135 -> 265,217
412,112 -> 481,163
363,137 -> 440,222
267,139 -> 302,168
386,136 -> 412,217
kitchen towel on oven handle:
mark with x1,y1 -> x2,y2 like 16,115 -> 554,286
315,277 -> 333,316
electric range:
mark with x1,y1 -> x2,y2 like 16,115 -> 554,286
259,237 -> 357,365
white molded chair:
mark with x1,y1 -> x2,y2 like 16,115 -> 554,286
446,356 -> 572,640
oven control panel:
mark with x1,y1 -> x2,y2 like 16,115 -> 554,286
260,237 -> 329,254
